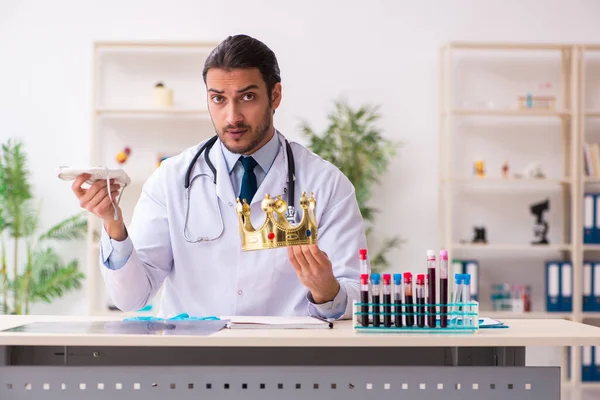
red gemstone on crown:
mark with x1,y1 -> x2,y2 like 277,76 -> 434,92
268,232 -> 275,240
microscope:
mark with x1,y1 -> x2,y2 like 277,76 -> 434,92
531,199 -> 549,245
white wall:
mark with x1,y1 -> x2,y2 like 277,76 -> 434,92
1,0 -> 600,316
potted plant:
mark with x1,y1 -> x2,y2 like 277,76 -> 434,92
0,139 -> 87,314
300,99 -> 403,272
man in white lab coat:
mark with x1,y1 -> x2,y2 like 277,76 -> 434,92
71,34 -> 367,319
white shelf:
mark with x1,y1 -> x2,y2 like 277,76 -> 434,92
582,245 -> 600,251
482,311 -> 572,320
95,108 -> 210,116
446,109 -> 570,117
585,110 -> 600,117
452,243 -> 572,251
447,177 -> 571,185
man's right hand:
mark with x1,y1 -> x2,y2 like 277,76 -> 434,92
72,173 -> 128,241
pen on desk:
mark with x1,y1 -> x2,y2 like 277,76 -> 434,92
371,273 -> 381,327
360,274 -> 370,327
383,274 -> 392,328
393,273 -> 403,327
426,250 -> 437,328
439,250 -> 449,328
416,274 -> 426,328
403,272 -> 414,327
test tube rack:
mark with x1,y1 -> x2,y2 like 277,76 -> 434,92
352,300 -> 479,333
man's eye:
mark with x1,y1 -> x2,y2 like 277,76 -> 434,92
242,93 -> 255,101
212,96 -> 224,104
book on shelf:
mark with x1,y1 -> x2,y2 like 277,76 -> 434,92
584,142 -> 600,177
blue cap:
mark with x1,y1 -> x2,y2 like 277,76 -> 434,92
463,273 -> 471,285
371,273 -> 381,285
393,273 -> 402,285
454,273 -> 463,284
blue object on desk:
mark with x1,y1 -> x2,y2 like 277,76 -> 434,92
123,313 -> 220,322
478,318 -> 508,329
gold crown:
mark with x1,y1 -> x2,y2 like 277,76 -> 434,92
236,192 -> 318,251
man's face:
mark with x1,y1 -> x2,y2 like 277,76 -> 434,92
206,68 -> 281,155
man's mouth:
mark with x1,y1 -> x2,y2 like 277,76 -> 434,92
226,128 -> 248,139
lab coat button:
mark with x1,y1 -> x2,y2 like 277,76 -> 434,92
238,290 -> 243,295
228,202 -> 233,207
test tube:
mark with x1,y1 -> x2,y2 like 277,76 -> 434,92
439,250 -> 449,328
463,273 -> 472,326
383,274 -> 392,327
426,250 -> 437,328
403,272 -> 414,327
371,273 -> 381,327
452,273 -> 464,324
416,274 -> 426,327
360,274 -> 369,326
359,249 -> 370,275
393,273 -> 403,327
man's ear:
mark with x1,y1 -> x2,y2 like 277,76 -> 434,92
271,82 -> 282,111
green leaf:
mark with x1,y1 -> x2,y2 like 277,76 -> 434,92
29,258 -> 84,304
38,212 -> 88,242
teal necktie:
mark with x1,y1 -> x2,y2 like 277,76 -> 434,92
239,156 -> 258,204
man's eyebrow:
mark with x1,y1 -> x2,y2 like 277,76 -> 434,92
237,84 -> 258,93
207,88 -> 224,94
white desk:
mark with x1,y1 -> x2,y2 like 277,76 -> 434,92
0,315 -> 599,400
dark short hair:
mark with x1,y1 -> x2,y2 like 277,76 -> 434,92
203,34 -> 281,98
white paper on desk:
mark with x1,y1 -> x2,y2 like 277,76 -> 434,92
478,317 -> 505,327
225,316 -> 333,329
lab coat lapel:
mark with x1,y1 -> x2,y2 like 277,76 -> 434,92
211,140 -> 237,205
251,132 -> 287,205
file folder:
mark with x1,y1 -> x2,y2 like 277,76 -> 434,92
561,262 -> 573,312
595,346 -> 600,381
545,262 -> 561,312
595,263 -> 600,312
583,346 -> 593,382
584,193 -> 594,244
596,195 -> 600,243
584,262 -> 593,312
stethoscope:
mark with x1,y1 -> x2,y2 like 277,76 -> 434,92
182,134 -> 296,243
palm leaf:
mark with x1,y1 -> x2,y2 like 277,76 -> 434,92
29,259 -> 84,304
38,212 -> 87,242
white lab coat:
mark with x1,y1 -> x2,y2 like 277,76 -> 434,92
100,131 -> 367,319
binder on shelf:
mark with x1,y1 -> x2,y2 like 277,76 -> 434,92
595,263 -> 600,312
584,193 -> 595,244
583,346 -> 593,382
596,195 -> 600,244
584,262 -> 594,312
452,259 -> 479,302
595,346 -> 600,381
545,261 -> 561,312
561,262 -> 573,312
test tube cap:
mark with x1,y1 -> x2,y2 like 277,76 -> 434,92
440,249 -> 448,259
383,273 -> 391,284
454,273 -> 463,283
463,273 -> 471,284
359,248 -> 368,260
393,273 -> 402,285
403,272 -> 412,283
416,274 -> 425,285
371,273 -> 381,285
426,249 -> 435,259
360,274 -> 369,285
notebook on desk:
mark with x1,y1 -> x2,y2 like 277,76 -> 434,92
225,316 -> 333,329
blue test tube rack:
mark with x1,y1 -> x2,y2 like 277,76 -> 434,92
352,299 -> 479,333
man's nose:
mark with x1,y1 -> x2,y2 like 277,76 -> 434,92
226,104 -> 244,126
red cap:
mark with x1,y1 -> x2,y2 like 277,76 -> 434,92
360,274 -> 369,285
383,274 -> 391,285
417,274 -> 425,285
403,272 -> 412,283
359,248 -> 367,260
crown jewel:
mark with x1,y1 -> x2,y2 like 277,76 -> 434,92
236,192 -> 318,251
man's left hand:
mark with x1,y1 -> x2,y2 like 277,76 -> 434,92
288,244 -> 340,304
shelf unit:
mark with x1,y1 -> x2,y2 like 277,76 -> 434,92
439,41 -> 587,388
87,40 -> 219,317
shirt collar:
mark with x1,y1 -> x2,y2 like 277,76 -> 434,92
221,129 -> 280,174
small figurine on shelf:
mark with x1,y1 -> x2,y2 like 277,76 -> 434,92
154,81 -> 173,108
473,160 -> 485,177
116,147 -> 131,164
471,226 -> 487,244
514,161 -> 545,179
502,161 -> 509,178
530,199 -> 550,245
